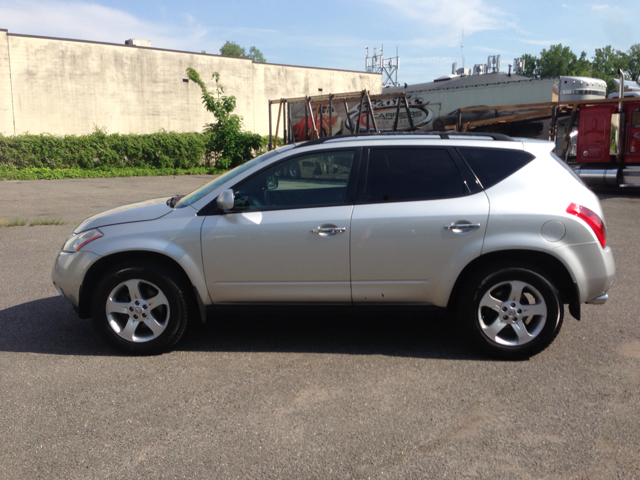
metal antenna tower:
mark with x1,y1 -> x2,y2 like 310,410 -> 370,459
461,28 -> 465,68
365,45 -> 400,87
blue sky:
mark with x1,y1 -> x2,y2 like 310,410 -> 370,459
1,0 -> 638,84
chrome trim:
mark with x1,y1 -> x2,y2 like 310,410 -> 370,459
444,223 -> 481,230
311,227 -> 346,234
586,293 -> 608,305
573,167 -> 619,187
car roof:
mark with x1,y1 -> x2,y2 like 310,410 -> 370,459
297,132 -> 516,147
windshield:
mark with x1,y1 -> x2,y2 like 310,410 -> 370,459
176,148 -> 287,208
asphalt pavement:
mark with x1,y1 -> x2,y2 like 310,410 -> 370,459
0,176 -> 639,479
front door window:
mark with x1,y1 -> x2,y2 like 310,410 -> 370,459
233,150 -> 355,212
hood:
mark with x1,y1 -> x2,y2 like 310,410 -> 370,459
74,197 -> 172,233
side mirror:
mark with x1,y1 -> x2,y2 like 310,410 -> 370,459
217,189 -> 235,212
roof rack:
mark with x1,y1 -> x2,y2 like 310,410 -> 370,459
296,131 -> 515,147
268,89 -> 415,150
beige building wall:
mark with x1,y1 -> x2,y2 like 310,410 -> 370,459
0,30 -> 15,134
0,31 -> 381,137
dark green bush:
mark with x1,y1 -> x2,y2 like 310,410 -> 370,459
0,129 -> 208,170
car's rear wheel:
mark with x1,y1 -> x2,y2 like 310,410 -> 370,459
91,262 -> 190,355
459,265 -> 563,360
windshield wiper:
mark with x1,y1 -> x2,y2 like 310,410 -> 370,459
167,194 -> 185,208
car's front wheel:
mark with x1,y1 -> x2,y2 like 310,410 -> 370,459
459,265 -> 563,360
91,262 -> 190,355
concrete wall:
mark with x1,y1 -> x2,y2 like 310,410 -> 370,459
0,31 -> 381,136
0,31 -> 14,134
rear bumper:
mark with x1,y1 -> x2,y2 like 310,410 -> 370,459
558,242 -> 615,304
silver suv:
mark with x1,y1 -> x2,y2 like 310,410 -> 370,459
52,133 -> 615,359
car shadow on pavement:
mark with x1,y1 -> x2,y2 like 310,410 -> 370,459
0,296 -> 115,356
0,297 -> 487,360
180,306 -> 487,361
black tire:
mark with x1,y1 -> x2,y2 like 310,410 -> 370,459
432,118 -> 445,131
458,264 -> 563,360
91,262 -> 191,355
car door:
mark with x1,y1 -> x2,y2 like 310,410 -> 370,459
350,147 -> 489,306
201,149 -> 360,303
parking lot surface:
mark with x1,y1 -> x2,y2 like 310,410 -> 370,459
1,176 -> 639,479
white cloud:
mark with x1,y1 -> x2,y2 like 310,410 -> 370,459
591,4 -> 609,9
471,46 -> 509,54
521,39 -> 568,46
0,0 -> 209,50
370,0 -> 512,46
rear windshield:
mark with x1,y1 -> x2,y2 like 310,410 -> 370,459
457,147 -> 535,189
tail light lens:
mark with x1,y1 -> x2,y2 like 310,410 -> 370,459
566,203 -> 606,248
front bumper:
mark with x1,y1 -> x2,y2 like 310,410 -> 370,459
51,250 -> 100,308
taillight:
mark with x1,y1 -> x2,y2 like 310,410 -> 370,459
566,203 -> 606,248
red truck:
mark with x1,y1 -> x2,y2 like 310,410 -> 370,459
570,100 -> 640,188
456,96 -> 640,189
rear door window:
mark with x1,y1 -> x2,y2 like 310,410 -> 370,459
457,147 -> 534,189
361,148 -> 468,203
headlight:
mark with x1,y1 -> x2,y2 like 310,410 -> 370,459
62,229 -> 103,253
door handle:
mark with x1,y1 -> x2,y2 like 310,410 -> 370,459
311,227 -> 346,234
444,223 -> 481,231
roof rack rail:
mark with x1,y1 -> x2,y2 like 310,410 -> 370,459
292,131 -> 515,147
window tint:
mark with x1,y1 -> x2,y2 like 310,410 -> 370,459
177,148 -> 285,208
233,150 -> 355,211
457,148 -> 534,189
363,148 -> 467,203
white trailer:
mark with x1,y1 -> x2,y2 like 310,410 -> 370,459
283,73 -> 607,138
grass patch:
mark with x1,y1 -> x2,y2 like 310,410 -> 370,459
0,165 -> 223,181
0,217 -> 66,227
28,218 -> 66,226
0,217 -> 28,227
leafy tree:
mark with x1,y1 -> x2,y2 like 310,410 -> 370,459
248,46 -> 266,63
520,45 -> 591,78
520,43 -> 639,91
186,67 -> 262,169
521,53 -> 539,78
219,41 -> 246,58
219,40 -> 266,63
592,46 -> 629,93
536,45 -> 575,78
572,52 -> 593,77
626,44 -> 640,81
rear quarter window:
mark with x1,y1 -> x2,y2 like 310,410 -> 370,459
457,147 -> 535,189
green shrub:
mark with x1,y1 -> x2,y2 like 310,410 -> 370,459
186,68 -> 265,170
0,164 -> 222,181
0,129 -> 208,171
